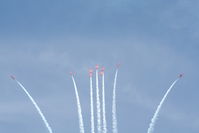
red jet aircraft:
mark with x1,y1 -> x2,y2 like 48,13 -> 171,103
88,69 -> 93,77
179,74 -> 183,78
95,64 -> 99,70
10,75 -> 16,80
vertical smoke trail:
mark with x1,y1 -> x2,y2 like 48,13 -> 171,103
72,76 -> 85,133
147,78 -> 180,133
96,69 -> 102,133
15,80 -> 53,133
112,69 -> 118,133
90,75 -> 95,133
102,73 -> 107,133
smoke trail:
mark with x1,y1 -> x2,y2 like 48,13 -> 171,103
15,80 -> 53,133
71,76 -> 85,133
147,78 -> 180,133
112,69 -> 118,133
96,69 -> 102,133
102,73 -> 107,133
90,76 -> 95,133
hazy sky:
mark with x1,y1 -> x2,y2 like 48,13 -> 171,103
0,0 -> 199,133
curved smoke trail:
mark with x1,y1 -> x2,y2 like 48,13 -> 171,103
102,73 -> 107,133
16,80 -> 53,133
147,78 -> 180,133
90,76 -> 95,133
112,69 -> 118,133
72,76 -> 85,133
96,69 -> 102,133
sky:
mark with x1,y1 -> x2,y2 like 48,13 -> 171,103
0,0 -> 199,133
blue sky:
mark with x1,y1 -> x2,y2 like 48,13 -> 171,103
0,0 -> 199,133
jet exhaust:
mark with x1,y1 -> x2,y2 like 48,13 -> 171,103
147,78 -> 180,133
96,65 -> 102,133
112,69 -> 119,133
71,76 -> 85,133
101,71 -> 107,133
15,80 -> 53,133
89,69 -> 95,133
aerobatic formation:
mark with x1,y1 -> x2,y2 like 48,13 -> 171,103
70,64 -> 120,133
10,65 -> 183,133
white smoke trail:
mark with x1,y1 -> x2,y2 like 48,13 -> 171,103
102,73 -> 107,133
72,76 -> 85,133
16,80 -> 53,133
90,76 -> 95,133
96,69 -> 102,133
147,78 -> 180,133
112,69 -> 118,133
